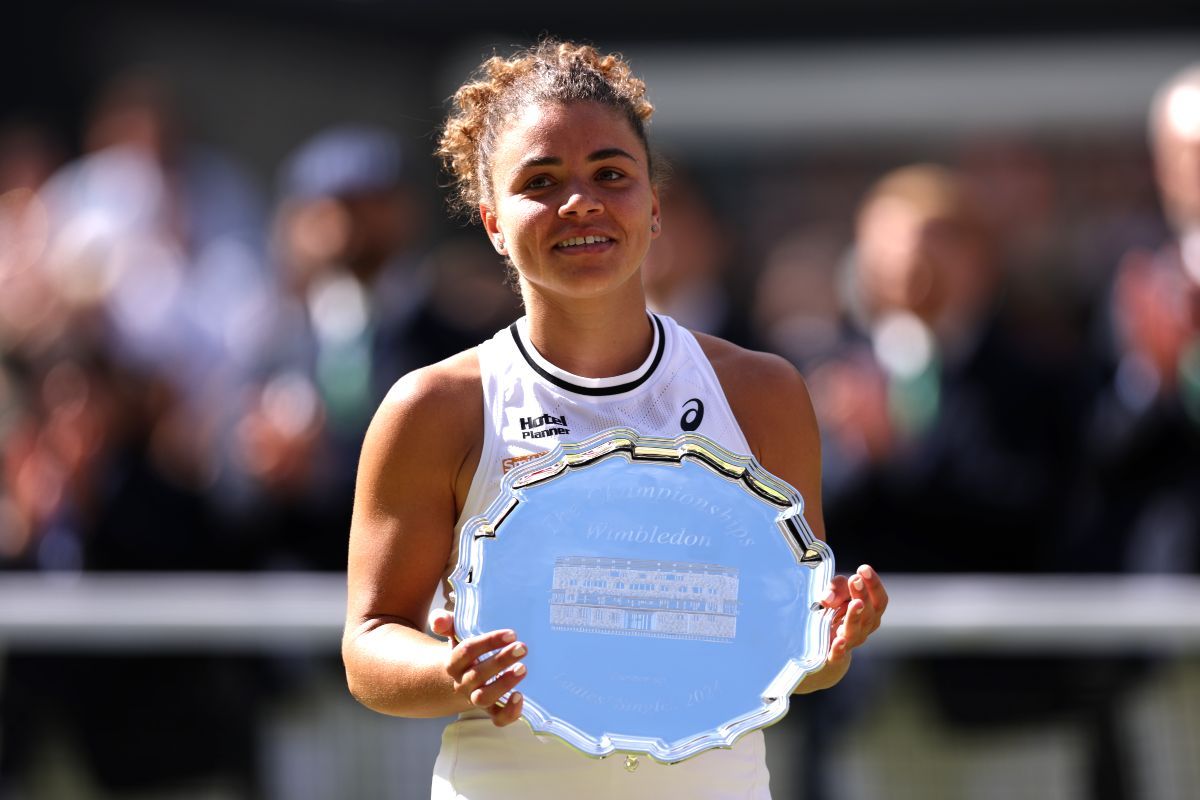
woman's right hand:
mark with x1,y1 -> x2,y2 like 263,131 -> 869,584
429,608 -> 528,726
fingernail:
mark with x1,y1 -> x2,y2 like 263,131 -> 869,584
502,631 -> 516,643
859,565 -> 874,579
851,576 -> 864,591
512,692 -> 522,704
512,644 -> 527,658
512,663 -> 526,676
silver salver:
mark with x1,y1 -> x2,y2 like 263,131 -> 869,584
449,428 -> 834,765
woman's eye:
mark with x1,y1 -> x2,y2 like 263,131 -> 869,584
597,168 -> 624,181
524,175 -> 553,190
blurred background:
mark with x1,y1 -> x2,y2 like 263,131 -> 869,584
3,1 -> 1200,798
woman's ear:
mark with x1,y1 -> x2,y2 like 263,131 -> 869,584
650,187 -> 662,239
481,205 -> 507,254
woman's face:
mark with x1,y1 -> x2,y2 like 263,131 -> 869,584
481,100 -> 660,305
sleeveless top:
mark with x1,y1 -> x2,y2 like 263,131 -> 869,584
432,312 -> 772,800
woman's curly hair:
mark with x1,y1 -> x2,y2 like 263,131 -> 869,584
437,39 -> 657,220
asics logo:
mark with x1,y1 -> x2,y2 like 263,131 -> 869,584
680,398 -> 704,432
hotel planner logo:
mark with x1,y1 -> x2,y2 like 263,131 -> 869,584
518,412 -> 570,440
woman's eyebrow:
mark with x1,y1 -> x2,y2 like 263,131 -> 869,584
517,155 -> 561,172
589,147 -> 638,163
515,147 -> 638,174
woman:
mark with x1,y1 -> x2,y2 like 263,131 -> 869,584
342,39 -> 887,798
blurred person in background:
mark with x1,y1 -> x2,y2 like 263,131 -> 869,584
25,68 -> 275,563
35,67 -> 271,507
0,69 -> 268,798
29,65 -> 270,563
234,123 -> 448,571
800,163 -> 1134,799
811,163 -> 1077,574
1028,63 -> 1200,800
1068,64 -> 1200,579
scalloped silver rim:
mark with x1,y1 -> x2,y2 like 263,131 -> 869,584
449,427 -> 835,764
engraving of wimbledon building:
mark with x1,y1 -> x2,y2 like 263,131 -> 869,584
550,556 -> 740,643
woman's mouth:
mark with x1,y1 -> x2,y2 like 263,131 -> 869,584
555,235 -> 612,249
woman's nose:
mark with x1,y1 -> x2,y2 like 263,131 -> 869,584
559,185 -> 603,218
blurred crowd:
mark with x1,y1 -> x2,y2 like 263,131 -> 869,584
0,69 -> 523,797
1,61 -> 1198,797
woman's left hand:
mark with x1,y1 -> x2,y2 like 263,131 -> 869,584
799,564 -> 888,693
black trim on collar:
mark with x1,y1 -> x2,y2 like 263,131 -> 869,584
509,314 -> 666,397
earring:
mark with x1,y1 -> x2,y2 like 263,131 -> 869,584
496,235 -> 506,253
650,221 -> 660,233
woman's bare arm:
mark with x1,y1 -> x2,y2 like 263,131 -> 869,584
343,352 -> 484,717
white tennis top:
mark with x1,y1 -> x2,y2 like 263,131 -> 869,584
432,312 -> 771,800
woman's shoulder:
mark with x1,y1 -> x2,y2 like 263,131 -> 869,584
690,331 -> 808,397
367,348 -> 483,452
689,331 -> 817,468
355,348 -> 485,513
383,348 -> 481,407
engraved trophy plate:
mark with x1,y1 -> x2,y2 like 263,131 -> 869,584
449,428 -> 834,764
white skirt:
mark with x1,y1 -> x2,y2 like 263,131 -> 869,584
431,712 -> 771,800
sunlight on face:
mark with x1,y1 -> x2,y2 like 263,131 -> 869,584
482,101 -> 660,306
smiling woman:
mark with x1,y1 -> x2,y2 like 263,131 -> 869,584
479,100 -> 660,324
341,38 -> 887,799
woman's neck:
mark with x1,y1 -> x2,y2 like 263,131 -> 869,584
521,281 -> 654,379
